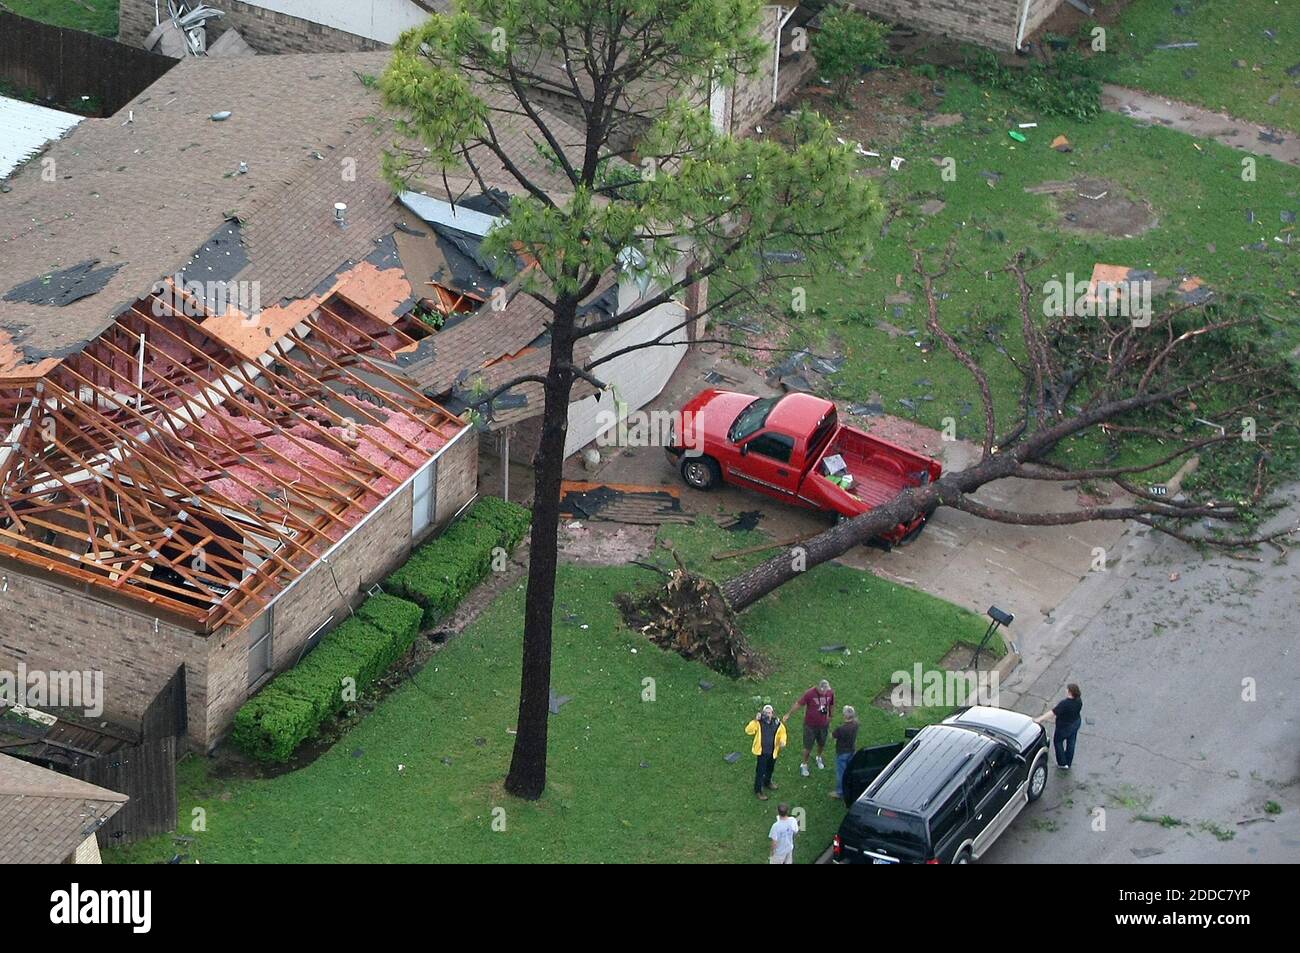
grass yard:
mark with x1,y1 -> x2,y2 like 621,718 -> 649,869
6,0 -> 119,37
737,70 -> 1300,482
1096,0 -> 1300,133
108,522 -> 995,864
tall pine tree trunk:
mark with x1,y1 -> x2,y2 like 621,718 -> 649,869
503,316 -> 576,800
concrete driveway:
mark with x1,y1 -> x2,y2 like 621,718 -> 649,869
986,486 -> 1300,864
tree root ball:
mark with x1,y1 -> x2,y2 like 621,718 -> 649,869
616,568 -> 769,678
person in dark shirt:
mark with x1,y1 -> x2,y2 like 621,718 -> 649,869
1034,683 -> 1083,769
830,706 -> 859,799
783,679 -> 835,777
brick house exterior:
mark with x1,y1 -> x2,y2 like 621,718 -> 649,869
0,426 -> 477,750
851,0 -> 1064,50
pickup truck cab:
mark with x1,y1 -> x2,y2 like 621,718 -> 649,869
665,389 -> 942,546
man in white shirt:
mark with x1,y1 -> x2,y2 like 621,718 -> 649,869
768,802 -> 799,864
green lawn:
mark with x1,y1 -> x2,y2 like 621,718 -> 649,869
6,0 -> 119,36
108,522 -> 994,864
740,71 -> 1299,481
1096,0 -> 1300,132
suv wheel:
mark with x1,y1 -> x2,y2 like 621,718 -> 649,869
681,456 -> 721,490
1027,753 -> 1048,802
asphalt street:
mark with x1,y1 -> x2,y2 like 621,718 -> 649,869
987,486 -> 1300,863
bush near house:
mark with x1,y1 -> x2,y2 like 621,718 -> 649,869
385,496 -> 532,626
231,604 -> 423,763
813,9 -> 890,102
232,499 -> 530,762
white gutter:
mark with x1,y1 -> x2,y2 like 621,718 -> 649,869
1014,0 -> 1032,51
772,6 -> 799,104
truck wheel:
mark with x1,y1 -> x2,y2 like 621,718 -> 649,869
681,456 -> 721,491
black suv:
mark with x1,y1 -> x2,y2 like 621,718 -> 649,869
832,706 -> 1050,864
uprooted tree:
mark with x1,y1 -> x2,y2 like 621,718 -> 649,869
381,0 -> 882,799
710,244 -> 1300,614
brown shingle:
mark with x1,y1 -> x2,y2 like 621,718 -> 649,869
0,752 -> 127,865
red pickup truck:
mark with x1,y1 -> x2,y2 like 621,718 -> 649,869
665,390 -> 942,546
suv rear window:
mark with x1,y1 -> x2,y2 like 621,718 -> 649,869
858,806 -> 928,853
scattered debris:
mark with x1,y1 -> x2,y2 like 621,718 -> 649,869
724,751 -> 742,763
1154,42 -> 1199,50
1051,135 -> 1073,153
4,260 -> 124,307
548,688 -> 573,714
713,530 -> 821,561
559,482 -> 691,525
722,510 -> 763,533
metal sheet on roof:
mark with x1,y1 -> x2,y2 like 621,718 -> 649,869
399,190 -> 500,237
0,95 -> 82,179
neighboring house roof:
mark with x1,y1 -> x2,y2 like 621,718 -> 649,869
0,95 -> 83,180
0,752 -> 128,865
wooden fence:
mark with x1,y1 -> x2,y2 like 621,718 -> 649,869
0,12 -> 175,116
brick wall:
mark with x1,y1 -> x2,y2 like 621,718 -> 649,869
0,566 -> 207,734
118,0 -> 389,54
201,424 -> 478,747
850,0 -> 1062,51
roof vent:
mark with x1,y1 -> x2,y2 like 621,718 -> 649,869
334,202 -> 348,227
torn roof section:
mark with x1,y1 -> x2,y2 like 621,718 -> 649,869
0,95 -> 83,180
0,282 -> 464,630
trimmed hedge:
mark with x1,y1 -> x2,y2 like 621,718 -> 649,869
385,496 -> 531,626
232,598 -> 422,763
231,498 -> 530,762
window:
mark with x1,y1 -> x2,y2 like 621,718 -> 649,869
930,787 -> 969,847
969,748 -> 1012,806
728,397 -> 778,443
411,460 -> 436,535
247,609 -> 273,687
745,432 -> 795,463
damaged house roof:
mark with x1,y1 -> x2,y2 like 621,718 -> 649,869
0,53 -> 482,629
0,50 -> 637,627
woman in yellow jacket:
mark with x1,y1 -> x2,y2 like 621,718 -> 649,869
746,705 -> 788,801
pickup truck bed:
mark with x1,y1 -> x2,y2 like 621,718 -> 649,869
815,429 -> 922,509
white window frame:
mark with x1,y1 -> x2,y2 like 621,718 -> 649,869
411,460 -> 436,535
247,608 -> 274,687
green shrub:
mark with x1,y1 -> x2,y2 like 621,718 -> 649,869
813,9 -> 890,102
962,47 -> 1102,122
386,496 -> 531,625
233,498 -> 530,762
232,602 -> 421,763
230,686 -> 317,763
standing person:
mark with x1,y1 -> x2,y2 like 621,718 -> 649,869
745,705 -> 787,800
1034,683 -> 1083,769
768,802 -> 800,864
830,705 -> 859,799
783,679 -> 835,777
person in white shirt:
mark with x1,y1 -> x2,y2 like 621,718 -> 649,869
768,802 -> 799,864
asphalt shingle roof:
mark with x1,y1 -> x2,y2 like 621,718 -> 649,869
0,752 -> 127,865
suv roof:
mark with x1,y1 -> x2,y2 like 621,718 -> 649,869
865,725 -> 995,814
947,706 -> 1041,750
